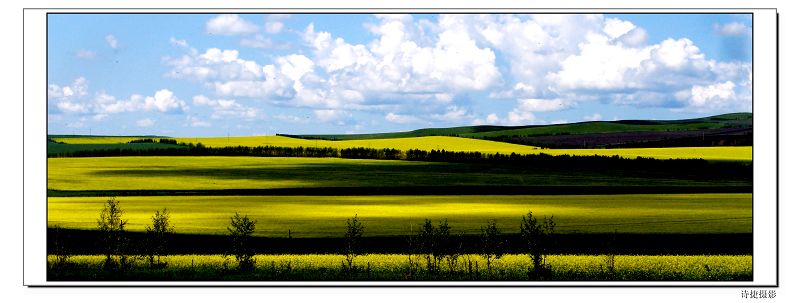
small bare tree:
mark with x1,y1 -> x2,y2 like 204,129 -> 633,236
520,211 -> 556,280
97,197 -> 128,271
343,214 -> 365,272
226,213 -> 257,271
145,208 -> 174,268
480,220 -> 504,275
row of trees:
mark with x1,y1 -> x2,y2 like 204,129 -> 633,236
55,197 -> 559,279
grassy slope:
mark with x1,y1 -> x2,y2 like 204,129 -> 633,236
291,113 -> 753,140
47,194 -> 752,236
47,156 -> 749,192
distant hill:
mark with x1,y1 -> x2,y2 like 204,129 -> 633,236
285,113 -> 752,148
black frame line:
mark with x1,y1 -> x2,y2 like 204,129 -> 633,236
27,7 -> 776,288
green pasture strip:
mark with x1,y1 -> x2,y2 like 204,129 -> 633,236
47,156 -> 750,192
48,254 -> 752,281
47,194 -> 752,237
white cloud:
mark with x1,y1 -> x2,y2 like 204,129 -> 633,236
472,113 -> 500,125
517,98 -> 572,112
240,35 -> 273,48
714,22 -> 750,36
684,81 -> 738,112
302,15 -> 501,103
49,77 -> 188,116
603,18 -> 636,39
430,106 -> 472,123
264,14 -> 289,34
143,89 -> 187,113
48,77 -> 88,99
136,118 -> 155,127
169,37 -> 188,47
506,109 -> 537,126
193,95 -> 258,120
206,14 -> 259,36
313,109 -> 349,123
162,14 -> 752,124
165,48 -> 265,81
75,49 -> 96,59
105,34 -> 118,49
385,112 -> 422,124
619,27 -> 647,46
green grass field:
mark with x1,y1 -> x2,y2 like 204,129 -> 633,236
48,254 -> 752,281
47,156 -> 749,192
47,194 -> 752,236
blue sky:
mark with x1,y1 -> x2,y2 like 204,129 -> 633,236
47,13 -> 752,136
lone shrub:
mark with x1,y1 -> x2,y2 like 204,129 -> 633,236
145,208 -> 174,268
520,211 -> 556,280
97,197 -> 128,271
480,220 -> 504,275
343,214 -> 365,272
226,212 -> 257,271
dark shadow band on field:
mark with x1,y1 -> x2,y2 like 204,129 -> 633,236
49,228 -> 752,255
47,185 -> 753,197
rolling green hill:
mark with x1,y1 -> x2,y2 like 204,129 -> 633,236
287,113 -> 752,140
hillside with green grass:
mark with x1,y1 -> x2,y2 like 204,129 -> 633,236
286,113 -> 752,149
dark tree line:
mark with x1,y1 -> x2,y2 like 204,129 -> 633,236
48,143 -> 751,180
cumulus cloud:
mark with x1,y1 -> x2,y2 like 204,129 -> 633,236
105,34 -> 118,49
136,118 -> 155,127
385,112 -> 422,124
506,109 -> 537,125
517,98 -> 572,112
264,14 -> 290,34
193,95 -> 259,120
206,14 -> 259,36
162,14 -> 751,126
48,77 -> 90,113
714,22 -> 750,36
49,77 -> 188,116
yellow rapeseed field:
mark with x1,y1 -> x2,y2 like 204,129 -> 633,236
52,135 -> 751,161
48,254 -> 752,280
